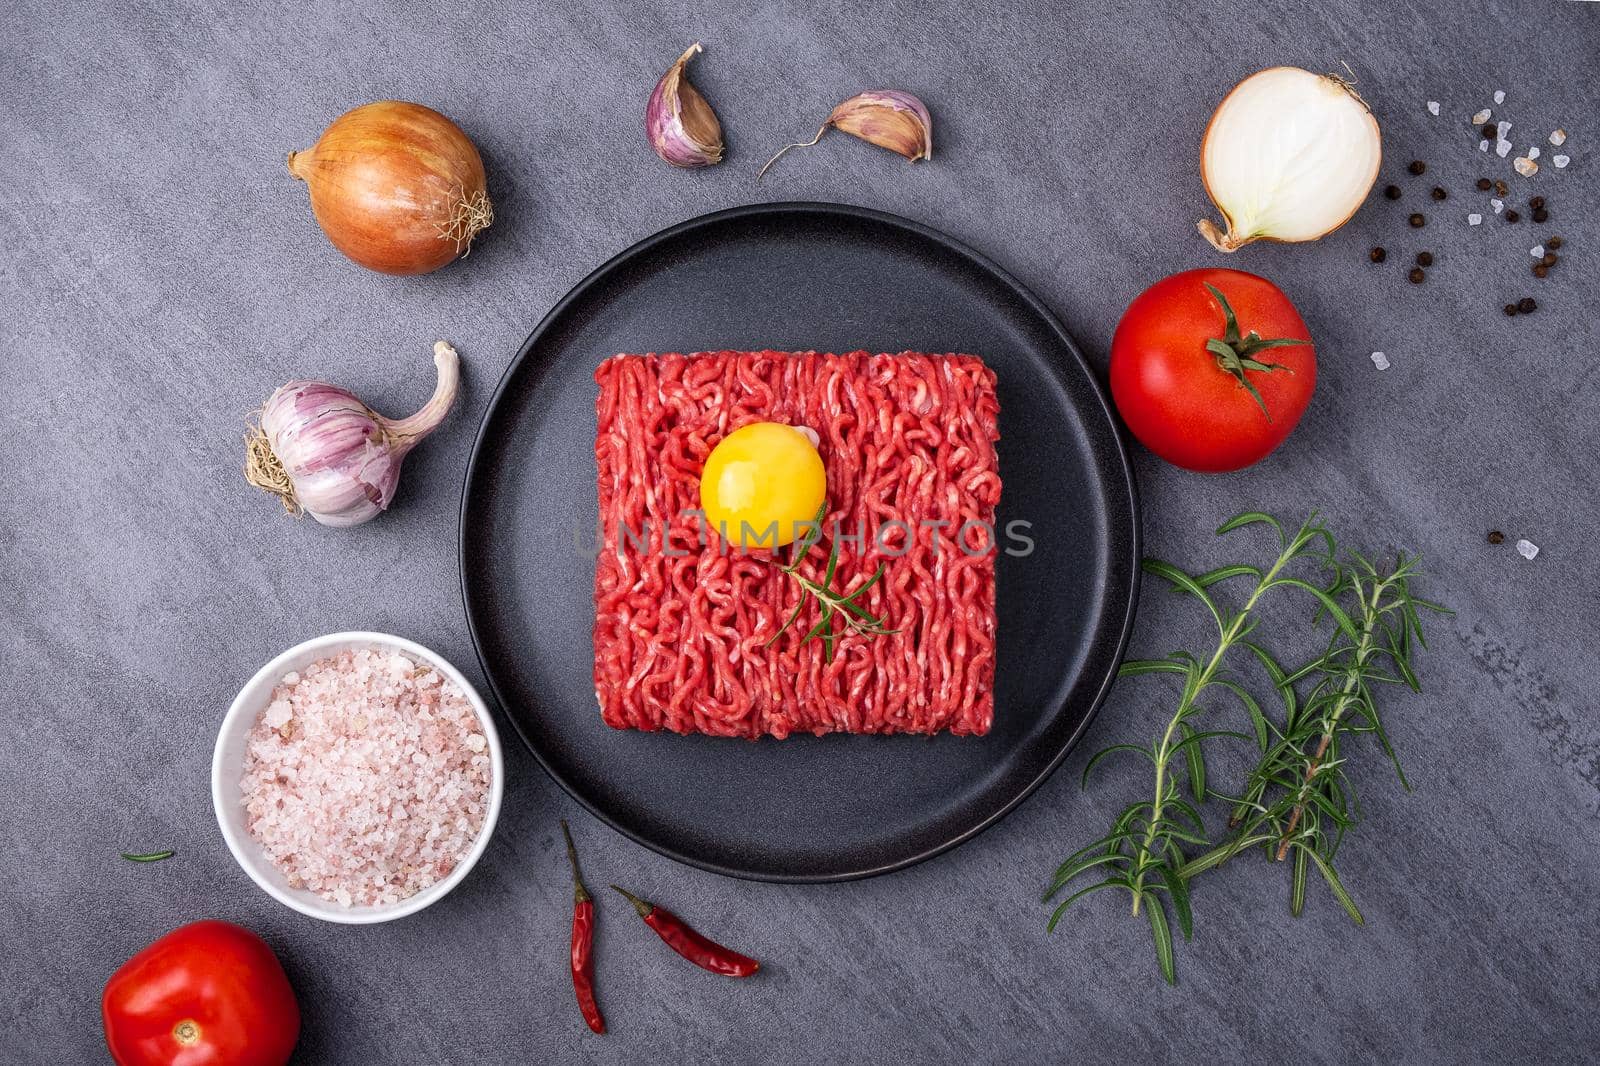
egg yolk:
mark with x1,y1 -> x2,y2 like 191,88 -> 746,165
699,422 -> 826,549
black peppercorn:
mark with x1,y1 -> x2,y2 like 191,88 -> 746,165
1384,184 -> 1402,200
1431,187 -> 1447,201
1408,160 -> 1426,175
1533,264 -> 1549,278
1482,123 -> 1497,138
1547,236 -> 1563,249
1409,213 -> 1425,228
1408,267 -> 1426,284
1541,252 -> 1557,267
1505,209 -> 1520,223
1504,304 -> 1519,316
1416,251 -> 1434,266
1476,177 -> 1493,190
1530,196 -> 1545,210
1495,180 -> 1509,196
1518,297 -> 1537,313
1533,207 -> 1549,223
1488,530 -> 1505,545
1369,247 -> 1387,262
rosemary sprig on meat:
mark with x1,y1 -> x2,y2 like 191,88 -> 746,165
766,504 -> 896,662
1043,512 -> 1442,984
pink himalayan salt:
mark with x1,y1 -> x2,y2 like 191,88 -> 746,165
240,648 -> 491,907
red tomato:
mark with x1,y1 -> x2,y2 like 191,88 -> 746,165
102,920 -> 300,1066
1109,268 -> 1316,472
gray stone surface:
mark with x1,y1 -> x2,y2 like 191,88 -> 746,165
3,0 -> 1598,1061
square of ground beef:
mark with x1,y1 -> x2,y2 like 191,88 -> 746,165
593,350 -> 999,738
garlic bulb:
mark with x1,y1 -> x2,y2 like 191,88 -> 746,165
760,90 -> 932,178
1198,67 -> 1382,253
646,43 -> 724,168
244,342 -> 460,527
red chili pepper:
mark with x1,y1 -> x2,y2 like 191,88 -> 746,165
610,885 -> 760,978
561,821 -> 605,1034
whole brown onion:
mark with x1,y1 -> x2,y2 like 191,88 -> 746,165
288,100 -> 492,275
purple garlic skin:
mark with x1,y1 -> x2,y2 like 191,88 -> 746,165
249,341 -> 459,528
646,43 -> 724,167
828,90 -> 933,161
758,89 -> 933,179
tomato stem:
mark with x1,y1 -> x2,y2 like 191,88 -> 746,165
1203,283 -> 1309,422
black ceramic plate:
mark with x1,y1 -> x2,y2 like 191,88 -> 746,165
460,202 -> 1139,882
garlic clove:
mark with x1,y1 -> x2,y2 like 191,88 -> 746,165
826,91 -> 932,161
1198,67 -> 1382,253
646,43 -> 724,168
244,341 -> 460,528
759,90 -> 933,179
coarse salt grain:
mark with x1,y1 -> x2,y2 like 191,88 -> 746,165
1479,140 -> 1490,153
1553,155 -> 1569,169
1514,156 -> 1538,177
1467,213 -> 1483,225
1427,101 -> 1440,116
1370,351 -> 1390,371
1550,129 -> 1566,146
1497,120 -> 1512,137
239,648 -> 492,908
1494,90 -> 1506,104
1491,199 -> 1504,214
1516,539 -> 1538,560
1531,244 -> 1545,258
1472,108 -> 1492,124
1528,146 -> 1540,160
1496,139 -> 1513,159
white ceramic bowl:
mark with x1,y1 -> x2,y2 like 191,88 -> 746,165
212,631 -> 504,924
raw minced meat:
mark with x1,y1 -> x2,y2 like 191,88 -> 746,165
594,350 -> 1001,738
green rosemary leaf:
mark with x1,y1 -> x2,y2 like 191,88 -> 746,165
1160,825 -> 1211,847
1170,730 -> 1252,762
1142,559 -> 1225,635
1179,723 -> 1206,800
1119,658 -> 1189,678
1045,852 -> 1130,899
1158,865 -> 1194,940
1046,878 -> 1124,932
121,850 -> 175,863
1217,511 -> 1285,543
1289,845 -> 1308,917
841,564 -> 886,601
1212,678 -> 1271,749
1300,846 -> 1364,925
1081,744 -> 1157,787
1268,577 -> 1360,641
821,537 -> 840,588
766,590 -> 811,647
1193,564 -> 1261,588
782,503 -> 828,574
1389,646 -> 1422,692
1146,896 -> 1177,985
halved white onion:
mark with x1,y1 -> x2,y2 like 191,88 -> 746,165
1198,67 -> 1382,253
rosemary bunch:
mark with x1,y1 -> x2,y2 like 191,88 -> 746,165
1044,512 -> 1443,985
1181,551 -> 1448,922
1043,512 -> 1336,983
